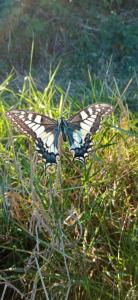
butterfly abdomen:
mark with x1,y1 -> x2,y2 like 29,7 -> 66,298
59,118 -> 68,142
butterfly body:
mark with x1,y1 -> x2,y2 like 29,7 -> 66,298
6,103 -> 113,167
58,118 -> 68,142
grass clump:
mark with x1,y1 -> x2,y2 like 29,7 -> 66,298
0,71 -> 138,299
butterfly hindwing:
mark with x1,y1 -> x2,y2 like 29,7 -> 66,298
6,110 -> 60,166
67,126 -> 93,163
67,104 -> 113,163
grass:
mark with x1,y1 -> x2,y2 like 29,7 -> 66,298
0,69 -> 138,299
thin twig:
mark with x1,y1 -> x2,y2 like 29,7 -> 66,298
34,255 -> 50,300
58,219 -> 71,284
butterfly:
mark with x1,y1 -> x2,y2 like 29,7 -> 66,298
6,103 -> 113,167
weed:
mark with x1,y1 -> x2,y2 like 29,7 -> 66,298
0,70 -> 137,299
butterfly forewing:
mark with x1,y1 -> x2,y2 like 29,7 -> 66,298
6,110 -> 60,166
67,104 -> 113,163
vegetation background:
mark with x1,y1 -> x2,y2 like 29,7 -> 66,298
0,0 -> 138,299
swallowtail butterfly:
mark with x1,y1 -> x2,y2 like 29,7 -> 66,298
6,104 -> 113,167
